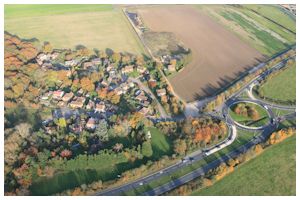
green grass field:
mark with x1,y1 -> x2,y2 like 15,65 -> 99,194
147,127 -> 173,159
258,63 -> 296,103
197,5 -> 295,56
243,5 -> 296,32
193,134 -> 296,196
229,103 -> 270,127
4,4 -> 145,54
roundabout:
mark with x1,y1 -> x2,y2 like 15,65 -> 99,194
223,98 -> 275,131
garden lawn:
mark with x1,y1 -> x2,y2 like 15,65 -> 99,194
4,5 -> 145,54
258,63 -> 296,103
147,127 -> 173,159
193,134 -> 296,196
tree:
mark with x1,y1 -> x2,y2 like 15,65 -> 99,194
111,52 -> 121,63
56,118 -> 67,129
37,150 -> 50,168
15,123 -> 32,139
42,42 -> 53,53
90,72 -> 101,84
12,82 -> 25,98
182,118 -> 193,135
194,129 -> 203,143
80,77 -> 95,92
94,120 -> 108,142
107,91 -> 120,104
173,139 -> 187,155
60,149 -> 72,159
141,141 -> 153,158
97,88 -> 108,100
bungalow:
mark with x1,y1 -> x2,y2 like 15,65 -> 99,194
167,64 -> 176,72
136,93 -> 148,102
148,79 -> 157,88
109,69 -> 117,77
36,59 -> 43,66
52,90 -> 65,100
71,124 -> 83,133
41,62 -> 53,69
101,80 -> 109,87
86,100 -> 95,110
51,52 -> 60,60
83,62 -> 93,69
137,65 -> 146,74
69,97 -> 85,109
91,58 -> 101,65
156,88 -> 166,97
139,107 -> 150,115
106,65 -> 114,72
86,118 -> 96,130
95,103 -> 106,113
57,101 -> 67,107
142,100 -> 150,107
121,65 -> 134,74
62,92 -> 74,102
77,88 -> 84,96
120,83 -> 129,91
40,91 -> 53,100
115,87 -> 124,95
161,95 -> 168,103
37,53 -> 50,62
65,60 -> 77,67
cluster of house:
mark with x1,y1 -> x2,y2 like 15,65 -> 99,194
44,109 -> 105,135
40,89 -> 109,112
36,48 -> 167,136
36,52 -> 60,69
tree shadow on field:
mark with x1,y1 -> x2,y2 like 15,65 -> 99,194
192,63 -> 255,101
5,31 -> 40,43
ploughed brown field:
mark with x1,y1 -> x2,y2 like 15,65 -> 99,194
138,5 -> 265,102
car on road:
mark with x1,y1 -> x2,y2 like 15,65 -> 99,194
182,158 -> 188,163
271,118 -> 276,125
188,157 -> 194,162
139,182 -> 144,186
135,90 -> 141,96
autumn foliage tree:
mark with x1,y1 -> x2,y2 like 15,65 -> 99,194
173,139 -> 187,155
80,77 -> 95,92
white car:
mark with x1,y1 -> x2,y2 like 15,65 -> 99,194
139,182 -> 144,186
